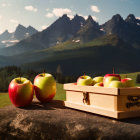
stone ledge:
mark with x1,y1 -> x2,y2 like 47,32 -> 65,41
0,100 -> 140,140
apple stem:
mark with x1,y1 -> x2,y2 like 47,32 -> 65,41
113,67 -> 115,74
19,72 -> 21,83
43,69 -> 45,77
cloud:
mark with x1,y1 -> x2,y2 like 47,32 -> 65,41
92,16 -> 97,21
136,17 -> 140,20
67,15 -> 74,19
79,14 -> 88,19
45,8 -> 74,19
9,19 -> 19,24
0,16 -> 2,20
1,3 -> 6,7
1,3 -> 11,7
52,8 -> 72,17
91,5 -> 100,13
83,15 -> 88,20
0,30 -> 5,34
24,5 -> 38,12
41,25 -> 48,30
45,13 -> 54,18
46,8 -> 50,11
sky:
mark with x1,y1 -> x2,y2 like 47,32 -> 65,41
0,0 -> 139,33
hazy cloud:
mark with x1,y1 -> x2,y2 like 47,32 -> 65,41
46,8 -> 50,11
92,16 -> 97,21
1,3 -> 11,7
67,15 -> 74,19
91,5 -> 100,13
82,15 -> 88,20
45,8 -> 74,19
52,8 -> 72,17
1,3 -> 6,7
45,13 -> 54,18
9,19 -> 19,24
0,30 -> 4,34
41,25 -> 48,30
24,5 -> 38,12
0,16 -> 2,19
136,17 -> 140,20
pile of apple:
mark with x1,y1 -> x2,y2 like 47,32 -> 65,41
77,73 -> 135,88
8,73 -> 56,107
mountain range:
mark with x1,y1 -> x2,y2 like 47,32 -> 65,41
0,13 -> 140,76
0,24 -> 37,48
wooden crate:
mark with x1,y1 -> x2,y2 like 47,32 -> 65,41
64,83 -> 140,119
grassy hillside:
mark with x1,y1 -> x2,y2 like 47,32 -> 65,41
6,34 -> 132,64
0,34 -> 139,77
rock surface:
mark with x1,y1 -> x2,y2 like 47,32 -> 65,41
0,100 -> 140,140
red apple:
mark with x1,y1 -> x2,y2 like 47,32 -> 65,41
8,77 -> 34,107
103,74 -> 121,87
34,73 -> 56,103
104,74 -> 121,81
121,78 -> 135,87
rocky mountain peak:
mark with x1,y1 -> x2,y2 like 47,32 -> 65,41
14,24 -> 38,40
2,30 -> 9,35
125,14 -> 137,24
72,14 -> 85,22
27,26 -> 38,34
85,15 -> 99,28
60,14 -> 69,20
87,15 -> 93,21
112,14 -> 124,22
16,24 -> 26,31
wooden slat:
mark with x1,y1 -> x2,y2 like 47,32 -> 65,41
64,101 -> 118,118
64,83 -> 119,95
118,110 -> 140,119
64,84 -> 140,96
64,101 -> 140,119
66,91 -> 116,110
119,87 -> 140,95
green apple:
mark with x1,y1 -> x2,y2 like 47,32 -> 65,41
104,76 -> 120,87
121,78 -> 135,87
34,73 -> 56,103
93,76 -> 103,83
93,82 -> 103,87
77,75 -> 93,86
108,81 -> 123,88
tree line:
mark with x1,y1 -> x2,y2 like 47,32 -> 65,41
0,66 -> 76,92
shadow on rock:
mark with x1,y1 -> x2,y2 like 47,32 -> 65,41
19,100 -> 66,111
119,117 -> 140,125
